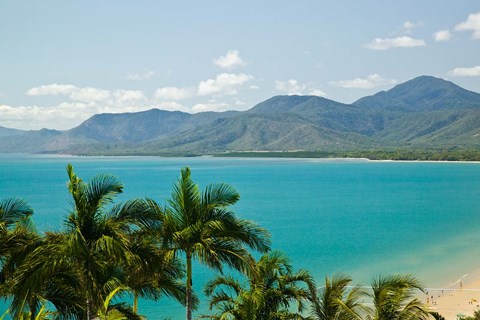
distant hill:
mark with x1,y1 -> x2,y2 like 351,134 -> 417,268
0,126 -> 25,137
354,75 -> 480,111
68,109 -> 238,143
0,75 -> 479,155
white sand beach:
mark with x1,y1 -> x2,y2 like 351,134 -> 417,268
426,270 -> 480,319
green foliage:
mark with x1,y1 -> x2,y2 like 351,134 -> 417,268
430,311 -> 446,320
160,167 -> 271,320
368,274 -> 430,320
2,165 -> 186,320
217,148 -> 480,161
0,166 -> 442,320
202,251 -> 315,320
461,309 -> 480,320
2,76 -> 480,156
311,274 -> 368,320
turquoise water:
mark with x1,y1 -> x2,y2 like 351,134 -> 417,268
1,155 -> 480,319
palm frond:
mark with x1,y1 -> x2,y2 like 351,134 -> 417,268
202,183 -> 240,209
0,198 -> 33,232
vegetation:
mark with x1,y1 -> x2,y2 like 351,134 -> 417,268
215,148 -> 480,161
0,165 -> 448,320
2,76 -> 480,157
158,167 -> 271,320
310,275 -> 367,320
202,251 -> 314,320
368,274 -> 431,320
462,310 -> 480,320
1,165 -> 187,319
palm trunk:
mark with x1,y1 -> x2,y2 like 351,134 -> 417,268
186,252 -> 193,320
28,302 -> 36,320
133,292 -> 139,314
86,299 -> 92,320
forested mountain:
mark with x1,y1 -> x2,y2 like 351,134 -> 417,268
1,76 -> 479,155
0,126 -> 25,137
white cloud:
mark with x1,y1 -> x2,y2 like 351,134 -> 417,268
197,73 -> 253,96
275,79 -> 326,96
275,79 -> 304,95
433,29 -> 451,42
402,21 -> 423,34
26,84 -> 150,105
450,66 -> 480,77
213,50 -> 246,70
0,97 -> 159,130
403,21 -> 416,30
26,84 -> 77,96
455,12 -> 480,39
17,73 -> 255,129
154,87 -> 191,100
192,102 -> 230,113
123,71 -> 155,80
27,84 -> 110,102
249,85 -> 259,90
308,89 -> 327,97
69,87 -> 111,102
0,103 -> 93,130
13,84 -> 157,129
113,90 -> 147,104
365,36 -> 426,50
329,74 -> 397,89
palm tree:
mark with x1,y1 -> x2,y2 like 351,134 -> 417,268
7,164 -> 160,320
160,167 -> 271,320
0,198 -> 42,319
203,251 -> 314,320
1,304 -> 57,320
310,274 -> 367,320
8,231 -> 85,319
0,197 -> 34,263
368,274 -> 431,320
124,226 -> 187,315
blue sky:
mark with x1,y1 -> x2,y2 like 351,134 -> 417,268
1,0 -> 479,130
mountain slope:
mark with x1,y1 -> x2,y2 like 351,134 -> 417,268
354,75 -> 480,111
68,109 -> 239,143
250,95 -> 391,136
0,126 -> 25,137
136,112 -> 377,154
0,75 -> 479,155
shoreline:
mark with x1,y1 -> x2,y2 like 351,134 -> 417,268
2,153 -> 480,164
426,268 -> 480,319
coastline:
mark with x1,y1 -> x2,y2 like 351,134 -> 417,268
427,268 -> 480,319
2,152 -> 480,164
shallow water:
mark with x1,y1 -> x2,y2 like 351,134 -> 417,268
1,155 -> 480,319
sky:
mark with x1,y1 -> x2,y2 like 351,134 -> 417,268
1,0 -> 479,130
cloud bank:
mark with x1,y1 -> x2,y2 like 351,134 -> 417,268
213,50 -> 246,70
365,36 -> 426,50
329,74 -> 397,89
450,66 -> 480,77
455,12 -> 480,39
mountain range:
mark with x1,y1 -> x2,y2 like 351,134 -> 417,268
1,75 -> 480,155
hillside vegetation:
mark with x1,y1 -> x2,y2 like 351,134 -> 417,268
1,76 -> 479,157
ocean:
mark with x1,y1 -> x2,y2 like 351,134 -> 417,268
1,154 -> 480,319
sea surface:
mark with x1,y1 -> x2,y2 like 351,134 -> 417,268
1,154 -> 480,319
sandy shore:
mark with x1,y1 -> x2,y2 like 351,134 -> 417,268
425,269 -> 480,319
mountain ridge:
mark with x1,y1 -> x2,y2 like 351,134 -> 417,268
1,75 -> 479,155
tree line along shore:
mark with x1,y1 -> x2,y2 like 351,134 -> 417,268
0,165 -> 477,320
214,149 -> 480,162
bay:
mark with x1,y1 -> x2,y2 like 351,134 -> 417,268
1,154 -> 480,319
